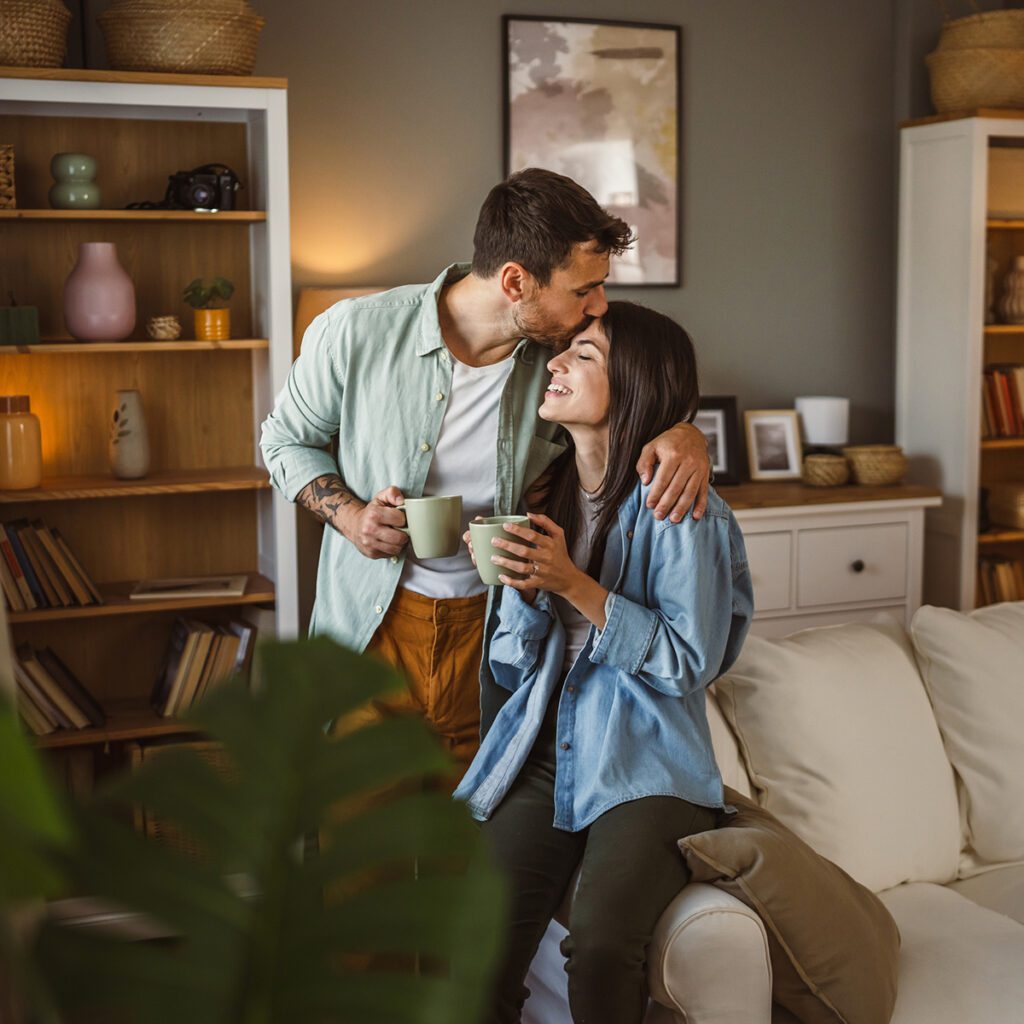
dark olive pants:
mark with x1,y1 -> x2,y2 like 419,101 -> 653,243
479,757 -> 719,1024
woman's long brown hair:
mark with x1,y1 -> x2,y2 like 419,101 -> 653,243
536,301 -> 700,578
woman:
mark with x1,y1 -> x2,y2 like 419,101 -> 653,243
454,301 -> 754,1024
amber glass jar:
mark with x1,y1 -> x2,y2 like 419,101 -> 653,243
0,396 -> 42,490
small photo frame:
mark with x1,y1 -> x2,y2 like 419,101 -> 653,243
694,395 -> 740,486
743,409 -> 803,481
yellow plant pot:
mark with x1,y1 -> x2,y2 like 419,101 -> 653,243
194,308 -> 230,341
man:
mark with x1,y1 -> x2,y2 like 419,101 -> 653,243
260,168 -> 711,770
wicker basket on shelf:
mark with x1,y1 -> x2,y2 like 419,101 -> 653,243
0,145 -> 15,210
801,454 -> 850,488
935,6 -> 1024,49
0,0 -> 71,68
98,0 -> 266,76
842,445 -> 909,486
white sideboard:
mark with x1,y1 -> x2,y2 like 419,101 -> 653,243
718,483 -> 943,639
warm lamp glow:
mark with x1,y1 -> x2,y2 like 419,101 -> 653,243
293,286 -> 386,359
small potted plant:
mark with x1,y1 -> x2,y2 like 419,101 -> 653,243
182,276 -> 234,341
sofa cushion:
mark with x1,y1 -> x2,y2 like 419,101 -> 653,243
945,863 -> 1024,925
706,687 -> 752,799
876,882 -> 1024,1023
714,616 -> 961,892
680,787 -> 900,1024
909,601 -> 1024,870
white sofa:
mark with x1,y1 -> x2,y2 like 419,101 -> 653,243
524,603 -> 1024,1024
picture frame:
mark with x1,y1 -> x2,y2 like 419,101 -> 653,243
694,395 -> 740,486
503,15 -> 682,286
743,409 -> 803,481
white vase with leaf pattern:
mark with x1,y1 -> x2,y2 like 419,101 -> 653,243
109,389 -> 149,479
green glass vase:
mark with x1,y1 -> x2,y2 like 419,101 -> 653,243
49,152 -> 101,209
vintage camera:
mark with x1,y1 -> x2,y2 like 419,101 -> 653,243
166,164 -> 241,211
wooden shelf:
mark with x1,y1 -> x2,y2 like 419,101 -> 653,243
0,209 -> 265,222
984,325 -> 1024,334
0,339 -> 269,355
978,529 -> 1024,545
0,66 -> 286,90
981,438 -> 1024,450
8,572 -> 274,624
987,218 -> 1024,230
34,698 -> 201,750
715,481 -> 942,511
0,467 -> 271,503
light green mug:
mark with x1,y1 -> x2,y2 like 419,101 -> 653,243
396,495 -> 463,558
470,515 -> 534,586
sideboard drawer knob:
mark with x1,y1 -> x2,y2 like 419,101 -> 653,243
851,559 -> 865,573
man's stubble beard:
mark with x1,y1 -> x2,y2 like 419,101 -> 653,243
512,301 -> 592,351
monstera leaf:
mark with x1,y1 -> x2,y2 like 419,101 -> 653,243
0,637 -> 507,1024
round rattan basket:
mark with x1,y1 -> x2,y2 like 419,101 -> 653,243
0,0 -> 71,68
936,8 -> 1024,50
926,47 -> 1024,112
98,0 -> 265,76
801,454 -> 850,488
841,445 -> 908,487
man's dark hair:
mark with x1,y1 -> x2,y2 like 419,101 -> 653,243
471,168 -> 635,285
540,301 -> 700,576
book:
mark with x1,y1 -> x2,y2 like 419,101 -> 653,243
229,620 -> 257,680
17,645 -> 89,729
0,536 -> 35,609
152,619 -> 201,717
51,528 -> 103,604
15,682 -> 55,736
0,549 -> 24,611
13,661 -> 72,729
194,628 -> 242,704
37,648 -> 105,728
3,522 -> 47,608
34,524 -> 90,605
15,521 -> 59,607
129,574 -> 249,601
20,522 -> 71,607
170,622 -> 217,715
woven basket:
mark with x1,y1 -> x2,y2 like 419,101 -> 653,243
926,47 -> 1024,112
0,145 -> 14,210
130,740 -> 235,860
841,445 -> 908,486
99,0 -> 265,76
801,454 -> 850,488
0,0 -> 70,68
937,9 -> 1024,50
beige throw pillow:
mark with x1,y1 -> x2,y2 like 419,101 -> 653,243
714,616 -> 961,892
680,788 -> 901,1024
910,601 -> 1024,870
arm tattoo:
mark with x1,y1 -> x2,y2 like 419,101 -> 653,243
296,474 -> 362,527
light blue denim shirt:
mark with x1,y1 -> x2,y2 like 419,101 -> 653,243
454,483 -> 754,831
259,264 -> 567,652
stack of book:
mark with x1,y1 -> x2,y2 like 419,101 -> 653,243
151,618 -> 256,718
981,364 -> 1024,438
977,556 -> 1024,604
0,518 -> 103,613
14,644 -> 106,737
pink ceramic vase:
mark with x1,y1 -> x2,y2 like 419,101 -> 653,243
63,242 -> 136,341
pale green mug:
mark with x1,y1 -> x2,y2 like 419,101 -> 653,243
396,495 -> 463,558
470,515 -> 534,586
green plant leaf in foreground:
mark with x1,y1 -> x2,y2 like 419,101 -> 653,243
23,637 -> 507,1024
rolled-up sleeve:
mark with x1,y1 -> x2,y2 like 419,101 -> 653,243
588,513 -> 747,699
259,312 -> 344,502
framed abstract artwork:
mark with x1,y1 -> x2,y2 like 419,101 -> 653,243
695,396 -> 741,486
504,16 -> 682,286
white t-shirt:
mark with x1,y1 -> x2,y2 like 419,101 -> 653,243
552,488 -> 602,674
400,352 -> 514,598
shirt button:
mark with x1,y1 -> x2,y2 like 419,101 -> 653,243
374,605 -> 383,614
435,392 -> 444,401
560,741 -> 570,751
627,530 -> 634,539
390,556 -> 398,564
566,685 -> 574,693
420,442 -> 431,452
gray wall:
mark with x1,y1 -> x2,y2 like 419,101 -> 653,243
83,0 -> 960,445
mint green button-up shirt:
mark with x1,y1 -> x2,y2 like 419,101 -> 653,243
259,264 -> 567,654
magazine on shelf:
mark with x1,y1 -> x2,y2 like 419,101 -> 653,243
129,574 -> 249,601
